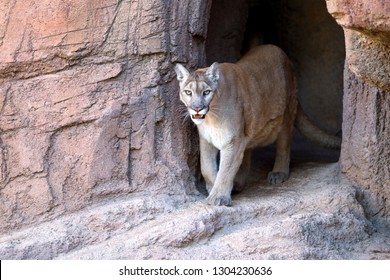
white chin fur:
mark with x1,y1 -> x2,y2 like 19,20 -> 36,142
191,117 -> 205,125
188,108 -> 208,125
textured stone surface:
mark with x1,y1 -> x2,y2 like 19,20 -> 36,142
1,0 -> 389,260
327,0 -> 390,91
206,0 -> 248,64
1,163 -> 389,260
0,0 -> 205,234
278,0 -> 345,134
340,68 -> 390,219
326,0 -> 390,35
326,0 -> 390,219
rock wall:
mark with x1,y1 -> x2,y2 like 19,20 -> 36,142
326,0 -> 390,219
205,0 -> 248,64
278,0 -> 344,134
0,0 -> 389,260
0,0 -> 210,234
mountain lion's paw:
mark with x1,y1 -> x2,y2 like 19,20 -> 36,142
267,171 -> 288,185
206,194 -> 232,206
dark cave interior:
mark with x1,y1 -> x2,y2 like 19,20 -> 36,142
205,0 -> 345,166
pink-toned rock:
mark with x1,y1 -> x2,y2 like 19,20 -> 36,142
326,0 -> 390,218
0,0 -> 205,234
326,0 -> 390,35
0,0 -> 389,260
326,0 -> 390,90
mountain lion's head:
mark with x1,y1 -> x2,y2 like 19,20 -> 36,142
175,63 -> 220,125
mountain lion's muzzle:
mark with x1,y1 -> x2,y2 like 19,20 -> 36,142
189,106 -> 208,122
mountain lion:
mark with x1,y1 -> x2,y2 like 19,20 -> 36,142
175,45 -> 341,206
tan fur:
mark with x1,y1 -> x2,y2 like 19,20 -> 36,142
175,45 -> 339,206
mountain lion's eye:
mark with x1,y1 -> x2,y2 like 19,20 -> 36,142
184,90 -> 192,96
203,90 -> 211,96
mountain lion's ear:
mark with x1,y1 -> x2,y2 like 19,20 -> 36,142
205,62 -> 220,83
175,64 -> 190,85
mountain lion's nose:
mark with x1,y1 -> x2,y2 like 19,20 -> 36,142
191,106 -> 204,112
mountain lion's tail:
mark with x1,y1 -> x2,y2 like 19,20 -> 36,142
295,104 -> 341,150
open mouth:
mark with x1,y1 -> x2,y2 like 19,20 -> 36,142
192,114 -> 206,119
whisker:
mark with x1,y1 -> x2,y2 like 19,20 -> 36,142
177,105 -> 192,125
208,105 -> 223,121
182,114 -> 191,125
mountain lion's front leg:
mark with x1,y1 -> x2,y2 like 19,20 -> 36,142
199,136 -> 219,193
206,143 -> 245,206
234,149 -> 253,192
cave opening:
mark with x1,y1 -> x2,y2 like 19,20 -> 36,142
205,0 -> 345,169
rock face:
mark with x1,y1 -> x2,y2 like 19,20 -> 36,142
278,0 -> 345,134
326,0 -> 390,220
206,0 -> 248,64
0,0 -> 389,260
0,0 -> 204,234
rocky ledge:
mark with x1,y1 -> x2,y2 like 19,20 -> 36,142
1,163 -> 389,260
